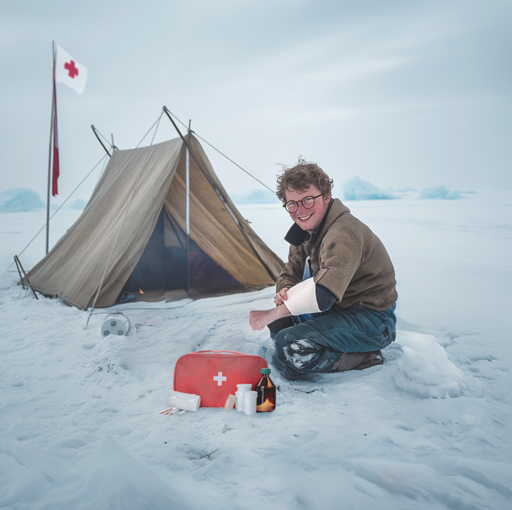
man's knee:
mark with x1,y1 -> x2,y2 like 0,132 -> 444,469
274,330 -> 343,376
275,330 -> 315,370
274,329 -> 294,365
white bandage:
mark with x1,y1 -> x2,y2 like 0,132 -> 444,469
283,278 -> 321,316
165,391 -> 201,411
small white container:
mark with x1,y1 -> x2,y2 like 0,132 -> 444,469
243,391 -> 258,416
165,391 -> 201,412
235,384 -> 253,412
235,391 -> 245,412
102,314 -> 130,336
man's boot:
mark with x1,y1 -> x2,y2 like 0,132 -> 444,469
332,350 -> 385,372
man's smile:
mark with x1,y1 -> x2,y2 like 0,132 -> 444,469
285,184 -> 330,233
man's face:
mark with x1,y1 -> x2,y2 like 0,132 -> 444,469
285,185 -> 331,234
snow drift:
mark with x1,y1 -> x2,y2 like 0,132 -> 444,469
394,331 -> 470,398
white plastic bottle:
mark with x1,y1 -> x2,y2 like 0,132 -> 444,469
235,384 -> 253,412
243,391 -> 258,416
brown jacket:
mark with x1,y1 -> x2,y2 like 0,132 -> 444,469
276,198 -> 397,311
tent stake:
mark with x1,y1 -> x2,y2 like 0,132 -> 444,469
14,256 -> 38,300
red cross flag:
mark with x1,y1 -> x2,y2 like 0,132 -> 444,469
55,43 -> 87,94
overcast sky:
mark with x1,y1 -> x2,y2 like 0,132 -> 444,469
1,0 -> 511,202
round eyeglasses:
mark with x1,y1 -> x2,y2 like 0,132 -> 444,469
283,193 -> 324,213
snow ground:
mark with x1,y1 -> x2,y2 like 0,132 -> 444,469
1,190 -> 511,509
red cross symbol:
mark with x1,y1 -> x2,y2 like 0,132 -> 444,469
213,372 -> 227,386
64,60 -> 79,79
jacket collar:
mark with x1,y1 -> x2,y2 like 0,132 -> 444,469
284,199 -> 350,247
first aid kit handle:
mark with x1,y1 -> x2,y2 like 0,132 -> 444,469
194,350 -> 244,355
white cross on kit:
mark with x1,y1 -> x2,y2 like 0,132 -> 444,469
213,372 -> 227,386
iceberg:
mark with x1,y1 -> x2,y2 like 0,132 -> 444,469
0,188 -> 45,213
342,176 -> 396,200
231,188 -> 279,204
68,198 -> 87,210
419,185 -> 463,200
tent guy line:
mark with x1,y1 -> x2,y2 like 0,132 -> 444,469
7,154 -> 109,274
164,107 -> 275,195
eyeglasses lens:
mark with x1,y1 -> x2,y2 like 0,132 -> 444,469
286,196 -> 316,213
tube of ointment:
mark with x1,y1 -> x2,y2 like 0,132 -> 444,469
165,390 -> 201,412
159,407 -> 187,415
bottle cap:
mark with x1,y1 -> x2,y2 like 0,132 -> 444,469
261,368 -> 271,375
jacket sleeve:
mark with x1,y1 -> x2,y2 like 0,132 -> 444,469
275,244 -> 304,293
313,225 -> 363,303
316,284 -> 337,311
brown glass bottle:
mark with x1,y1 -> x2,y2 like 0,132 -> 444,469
256,368 -> 276,412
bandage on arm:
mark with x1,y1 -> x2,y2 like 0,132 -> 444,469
283,279 -> 336,316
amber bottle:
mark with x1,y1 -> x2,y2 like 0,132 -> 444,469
255,368 -> 276,412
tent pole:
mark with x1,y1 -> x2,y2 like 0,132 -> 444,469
85,112 -> 163,328
186,121 -> 191,296
162,106 -> 278,282
46,42 -> 56,255
91,125 -> 112,157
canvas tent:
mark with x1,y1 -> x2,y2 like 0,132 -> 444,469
25,134 -> 284,310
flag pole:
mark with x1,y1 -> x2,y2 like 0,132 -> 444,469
46,42 -> 56,255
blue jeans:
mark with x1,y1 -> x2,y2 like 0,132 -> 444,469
272,303 -> 396,376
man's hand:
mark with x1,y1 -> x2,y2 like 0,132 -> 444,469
249,304 -> 291,331
274,287 -> 290,307
249,309 -> 278,331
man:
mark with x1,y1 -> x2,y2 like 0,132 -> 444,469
249,160 -> 397,378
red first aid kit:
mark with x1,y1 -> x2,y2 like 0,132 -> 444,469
173,350 -> 268,408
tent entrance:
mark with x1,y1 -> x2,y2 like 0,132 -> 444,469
122,208 -> 243,302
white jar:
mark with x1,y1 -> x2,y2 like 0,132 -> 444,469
235,384 -> 253,412
243,391 -> 258,416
